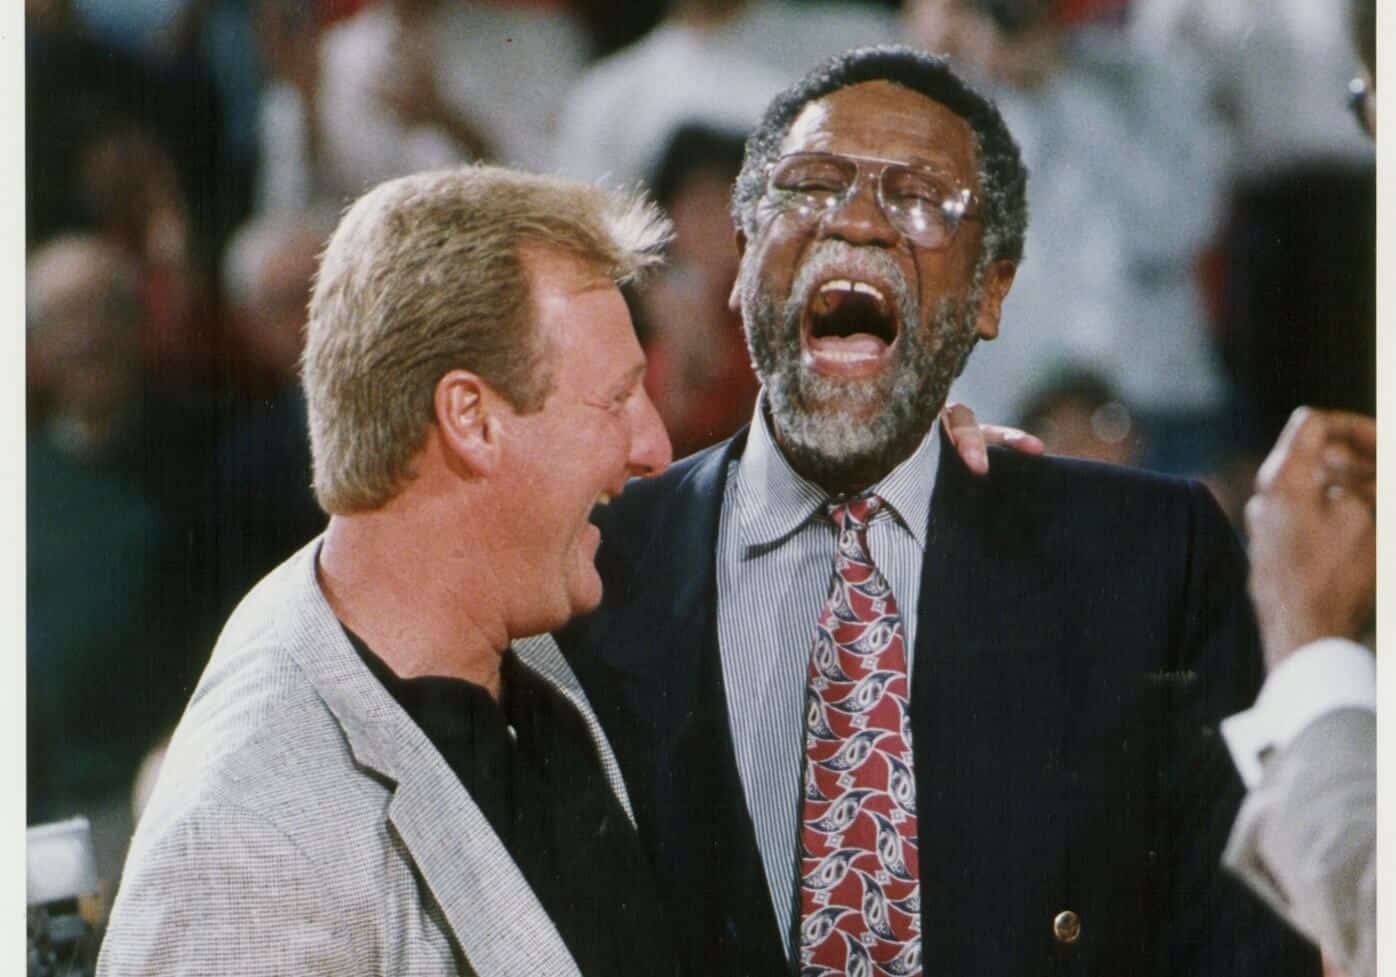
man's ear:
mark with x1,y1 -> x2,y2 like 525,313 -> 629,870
973,260 -> 1017,342
434,369 -> 502,478
728,228 -> 748,313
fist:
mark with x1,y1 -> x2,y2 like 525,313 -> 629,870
1245,408 -> 1376,669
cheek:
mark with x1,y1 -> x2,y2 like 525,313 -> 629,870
913,247 -> 980,319
575,414 -> 632,484
745,217 -> 810,292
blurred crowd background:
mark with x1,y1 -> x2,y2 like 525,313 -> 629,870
26,0 -> 1374,895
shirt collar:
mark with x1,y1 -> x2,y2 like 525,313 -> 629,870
732,393 -> 941,551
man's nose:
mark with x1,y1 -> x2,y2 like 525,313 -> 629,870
819,175 -> 899,247
628,387 -> 673,477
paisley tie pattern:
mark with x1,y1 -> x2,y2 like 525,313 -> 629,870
799,496 -> 921,977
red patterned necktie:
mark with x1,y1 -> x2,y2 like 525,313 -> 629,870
799,495 -> 921,977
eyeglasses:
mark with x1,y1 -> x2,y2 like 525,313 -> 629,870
764,151 -> 979,249
1348,76 -> 1375,137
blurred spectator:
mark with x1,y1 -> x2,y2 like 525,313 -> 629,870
256,0 -> 589,211
27,240 -> 145,469
1132,0 -> 1375,452
222,211 -> 329,393
27,236 -> 219,888
553,0 -> 896,186
639,124 -> 759,458
145,0 -> 266,253
568,0 -> 667,60
211,212 -> 331,617
1016,368 -> 1144,466
68,119 -> 226,395
1220,4 -> 1376,969
911,0 -> 1233,477
28,0 -> 231,264
1133,0 -> 1373,174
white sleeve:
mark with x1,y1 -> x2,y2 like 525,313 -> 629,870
1220,637 -> 1375,789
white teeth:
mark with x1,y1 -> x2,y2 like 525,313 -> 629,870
815,348 -> 879,362
852,282 -> 885,302
595,492 -> 612,506
818,279 -> 886,304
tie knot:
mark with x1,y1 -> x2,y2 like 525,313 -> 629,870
827,494 -> 882,531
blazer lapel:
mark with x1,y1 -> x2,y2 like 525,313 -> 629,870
384,772 -> 581,977
909,435 -> 1075,958
573,433 -> 788,974
917,430 -> 1040,634
513,633 -> 634,824
276,542 -> 583,977
655,433 -> 793,973
598,434 -> 742,743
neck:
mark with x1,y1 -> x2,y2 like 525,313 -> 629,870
781,445 -> 887,497
318,502 -> 509,698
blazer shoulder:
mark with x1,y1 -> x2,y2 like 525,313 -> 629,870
983,446 -> 1195,498
146,634 -> 391,870
611,437 -> 735,515
975,448 -> 1226,538
940,451 -> 1242,608
594,435 -> 737,551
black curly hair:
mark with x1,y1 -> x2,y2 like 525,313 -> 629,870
731,45 -> 1029,266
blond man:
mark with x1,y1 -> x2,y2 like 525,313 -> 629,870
98,166 -> 678,977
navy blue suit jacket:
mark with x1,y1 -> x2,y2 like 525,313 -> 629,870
560,429 -> 1318,977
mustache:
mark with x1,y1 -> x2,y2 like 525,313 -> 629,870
783,240 -> 916,328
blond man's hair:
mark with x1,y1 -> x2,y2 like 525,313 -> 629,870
303,165 -> 670,514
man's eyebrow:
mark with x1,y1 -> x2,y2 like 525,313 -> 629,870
898,154 -> 958,175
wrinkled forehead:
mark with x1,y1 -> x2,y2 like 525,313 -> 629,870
778,80 -> 980,187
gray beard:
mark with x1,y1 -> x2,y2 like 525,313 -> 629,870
739,240 -> 982,486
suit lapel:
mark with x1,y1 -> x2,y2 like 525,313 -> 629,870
602,435 -> 740,743
915,430 -> 987,666
275,543 -> 584,977
513,633 -> 635,824
913,429 -> 1057,679
583,433 -> 789,974
915,429 -> 1041,643
384,771 -> 581,977
909,436 -> 1075,959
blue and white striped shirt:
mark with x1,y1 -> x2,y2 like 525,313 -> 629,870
715,400 -> 941,958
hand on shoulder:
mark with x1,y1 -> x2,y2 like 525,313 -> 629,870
941,401 -> 1044,474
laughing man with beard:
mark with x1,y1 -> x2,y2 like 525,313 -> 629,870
559,46 -> 1317,977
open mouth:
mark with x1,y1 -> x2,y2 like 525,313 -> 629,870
803,278 -> 900,374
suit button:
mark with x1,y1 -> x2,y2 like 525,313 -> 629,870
1053,910 -> 1081,945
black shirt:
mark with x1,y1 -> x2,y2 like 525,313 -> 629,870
345,629 -> 679,977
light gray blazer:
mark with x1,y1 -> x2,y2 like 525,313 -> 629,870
97,539 -> 634,977
1224,708 -> 1375,977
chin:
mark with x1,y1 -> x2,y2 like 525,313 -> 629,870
565,569 -> 605,620
771,376 -> 919,470
798,368 -> 894,417
569,591 -> 603,619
